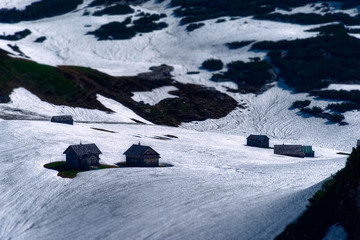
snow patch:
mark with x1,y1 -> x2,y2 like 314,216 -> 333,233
324,84 -> 360,91
131,86 -> 178,105
274,3 -> 359,17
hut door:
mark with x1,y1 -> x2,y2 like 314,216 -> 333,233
90,156 -> 97,166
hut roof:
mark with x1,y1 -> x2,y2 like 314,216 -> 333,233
51,115 -> 73,122
63,143 -> 102,156
274,145 -> 304,156
247,135 -> 269,141
123,144 -> 160,157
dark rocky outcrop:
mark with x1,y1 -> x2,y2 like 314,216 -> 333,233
137,64 -> 174,81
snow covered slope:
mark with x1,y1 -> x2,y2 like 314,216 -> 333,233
0,0 -> 358,152
0,0 -> 318,77
0,1 -> 359,239
181,81 -> 360,152
0,119 -> 345,240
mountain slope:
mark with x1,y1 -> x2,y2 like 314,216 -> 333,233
0,0 -> 360,239
0,119 -> 346,240
276,146 -> 360,240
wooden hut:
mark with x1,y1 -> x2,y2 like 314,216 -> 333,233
302,146 -> 315,157
63,143 -> 102,170
51,115 -> 73,125
123,143 -> 160,167
274,145 -> 305,158
247,135 -> 269,148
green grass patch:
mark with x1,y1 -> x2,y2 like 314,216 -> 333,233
44,161 -> 78,179
44,161 -> 119,179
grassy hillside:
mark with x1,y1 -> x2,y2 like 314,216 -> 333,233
0,49 -> 238,126
275,146 -> 360,239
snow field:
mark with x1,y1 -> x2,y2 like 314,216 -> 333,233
0,1 -> 358,238
0,119 -> 345,240
0,0 -> 319,78
131,86 -> 178,105
181,81 -> 360,152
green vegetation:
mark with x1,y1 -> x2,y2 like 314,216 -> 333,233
34,36 -> 47,43
0,0 -> 83,23
314,90 -> 360,104
93,4 -> 134,16
201,59 -> 224,71
88,0 -> 126,7
252,24 -> 360,92
313,90 -> 360,113
251,24 -> 360,120
44,161 -> 78,179
225,41 -> 254,50
211,59 -> 273,90
0,29 -> 31,41
300,106 -> 323,115
255,12 -> 360,26
0,49 -> 237,126
170,0 -> 360,25
44,161 -> 118,179
292,100 -> 311,109
0,51 -> 84,104
87,14 -> 168,40
299,106 -> 347,124
6,59 -> 78,97
348,28 -> 360,34
328,113 -> 345,123
186,23 -> 205,32
87,18 -> 136,40
215,18 -> 226,23
327,102 -> 360,113
276,145 -> 360,239
133,13 -> 168,33
135,12 -> 167,20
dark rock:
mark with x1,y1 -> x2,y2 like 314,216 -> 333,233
137,64 -> 174,81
